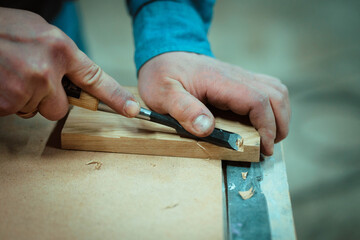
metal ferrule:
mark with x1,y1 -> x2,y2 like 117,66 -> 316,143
136,107 -> 151,120
97,102 -> 116,114
97,103 -> 151,121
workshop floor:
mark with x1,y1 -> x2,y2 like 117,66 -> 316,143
78,0 -> 360,239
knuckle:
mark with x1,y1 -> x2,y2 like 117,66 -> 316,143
45,26 -> 66,43
165,82 -> 181,97
153,79 -> 182,108
254,92 -> 269,108
107,87 -> 121,103
80,64 -> 103,89
170,94 -> 205,124
31,63 -> 51,83
279,83 -> 289,97
158,77 -> 178,92
270,88 -> 289,109
28,65 -> 52,92
271,92 -> 286,107
172,95 -> 192,115
42,26 -> 72,53
11,81 -> 29,99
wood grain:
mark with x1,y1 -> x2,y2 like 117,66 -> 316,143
67,91 -> 99,111
61,87 -> 260,162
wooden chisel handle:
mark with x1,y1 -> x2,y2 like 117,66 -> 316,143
62,77 -> 99,111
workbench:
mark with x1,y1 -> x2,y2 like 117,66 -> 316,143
0,114 -> 296,240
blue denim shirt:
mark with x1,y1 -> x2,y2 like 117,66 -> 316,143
127,0 -> 215,72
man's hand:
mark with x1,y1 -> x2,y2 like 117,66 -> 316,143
138,52 -> 290,155
0,7 -> 140,120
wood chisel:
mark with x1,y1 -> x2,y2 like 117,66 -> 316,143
62,77 -> 243,151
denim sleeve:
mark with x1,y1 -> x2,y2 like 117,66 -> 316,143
127,0 -> 216,72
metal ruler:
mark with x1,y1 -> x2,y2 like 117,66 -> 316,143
224,161 -> 271,240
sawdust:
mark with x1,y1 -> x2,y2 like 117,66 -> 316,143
241,172 -> 248,180
239,186 -> 255,200
86,161 -> 103,170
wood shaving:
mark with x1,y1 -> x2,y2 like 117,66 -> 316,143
239,186 -> 255,200
164,203 -> 179,209
241,172 -> 248,180
236,137 -> 244,151
86,161 -> 103,170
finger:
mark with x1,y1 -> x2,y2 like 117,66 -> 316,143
38,81 -> 69,120
253,74 -> 291,122
17,88 -> 46,114
207,80 -> 276,156
66,50 -> 140,117
16,97 -> 40,119
140,79 -> 215,137
248,95 -> 276,156
250,76 -> 290,143
0,94 -> 28,116
18,100 -> 39,114
0,78 -> 31,116
268,89 -> 290,143
15,109 -> 38,119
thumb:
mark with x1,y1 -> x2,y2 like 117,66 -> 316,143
66,50 -> 140,117
142,80 -> 215,137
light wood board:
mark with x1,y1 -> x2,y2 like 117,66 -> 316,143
61,87 -> 260,162
0,114 -> 224,240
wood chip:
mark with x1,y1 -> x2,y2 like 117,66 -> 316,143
241,172 -> 248,180
239,186 -> 255,200
236,137 -> 244,151
86,161 -> 103,170
164,203 -> 179,209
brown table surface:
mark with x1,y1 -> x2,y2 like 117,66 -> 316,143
0,113 -> 296,240
0,115 -> 223,240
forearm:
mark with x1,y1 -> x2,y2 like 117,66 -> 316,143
127,0 -> 215,71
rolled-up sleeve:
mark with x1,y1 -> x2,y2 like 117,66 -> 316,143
127,0 -> 215,72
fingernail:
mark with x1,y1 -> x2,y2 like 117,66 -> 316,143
193,115 -> 212,133
124,100 -> 140,117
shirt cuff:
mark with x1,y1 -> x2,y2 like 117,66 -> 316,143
131,1 -> 214,72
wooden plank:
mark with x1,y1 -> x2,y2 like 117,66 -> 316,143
61,87 -> 260,162
0,114 -> 224,240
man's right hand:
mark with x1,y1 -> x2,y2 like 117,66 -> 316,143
0,7 -> 140,120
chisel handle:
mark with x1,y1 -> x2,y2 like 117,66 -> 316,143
62,77 -> 99,111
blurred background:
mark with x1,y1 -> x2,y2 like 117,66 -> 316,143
77,0 -> 360,239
